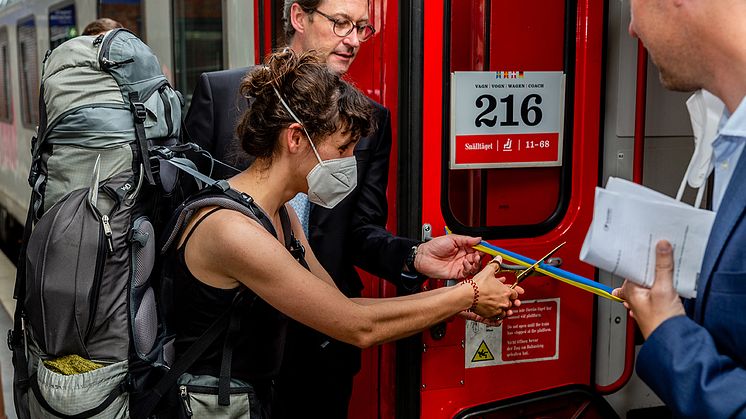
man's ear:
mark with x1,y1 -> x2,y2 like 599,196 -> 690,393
290,3 -> 307,34
285,123 -> 305,154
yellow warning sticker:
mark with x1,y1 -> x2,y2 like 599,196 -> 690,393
471,340 -> 495,362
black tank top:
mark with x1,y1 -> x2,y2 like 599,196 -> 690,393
171,206 -> 305,382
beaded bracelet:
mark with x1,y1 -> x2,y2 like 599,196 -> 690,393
462,278 -> 479,311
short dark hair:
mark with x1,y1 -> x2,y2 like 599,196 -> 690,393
283,0 -> 322,42
282,0 -> 370,43
236,49 -> 373,162
82,18 -> 123,36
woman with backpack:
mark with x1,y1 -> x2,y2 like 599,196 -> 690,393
169,49 -> 523,418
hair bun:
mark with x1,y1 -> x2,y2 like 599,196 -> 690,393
235,49 -> 373,161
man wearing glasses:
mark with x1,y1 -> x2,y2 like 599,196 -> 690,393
185,1 -> 483,417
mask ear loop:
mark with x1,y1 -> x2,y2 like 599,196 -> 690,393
694,184 -> 705,208
675,157 -> 706,209
272,85 -> 326,166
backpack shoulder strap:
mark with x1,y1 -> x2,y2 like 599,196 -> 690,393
178,206 -> 223,250
161,186 -> 275,254
8,197 -> 38,416
279,206 -> 309,270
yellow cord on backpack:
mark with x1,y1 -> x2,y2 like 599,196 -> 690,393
43,355 -> 103,375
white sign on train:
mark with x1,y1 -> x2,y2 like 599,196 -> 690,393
450,71 -> 566,169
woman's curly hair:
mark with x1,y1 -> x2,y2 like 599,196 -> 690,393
236,49 -> 374,161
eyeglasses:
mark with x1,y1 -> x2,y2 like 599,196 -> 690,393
309,8 -> 376,42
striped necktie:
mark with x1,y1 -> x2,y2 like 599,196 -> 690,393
288,192 -> 311,237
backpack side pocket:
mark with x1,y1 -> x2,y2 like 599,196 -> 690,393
25,187 -> 105,358
176,373 -> 262,419
29,358 -> 128,418
130,216 -> 160,359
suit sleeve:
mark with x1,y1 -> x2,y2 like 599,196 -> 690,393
350,107 -> 419,284
184,73 -> 216,155
636,316 -> 746,418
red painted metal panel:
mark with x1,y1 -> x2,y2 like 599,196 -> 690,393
450,0 -> 487,72
485,167 -> 560,226
419,1 -> 604,417
253,0 -> 261,63
422,344 -> 466,391
255,0 -> 274,60
488,1 -> 565,72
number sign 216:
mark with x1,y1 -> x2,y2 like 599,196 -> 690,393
475,94 -> 543,128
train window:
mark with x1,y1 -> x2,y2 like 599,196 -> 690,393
98,0 -> 143,37
172,0 -> 223,103
0,27 -> 10,123
442,0 -> 573,238
49,1 -> 77,50
17,15 -> 39,127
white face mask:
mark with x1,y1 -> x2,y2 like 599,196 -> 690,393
273,87 -> 357,208
677,89 -> 725,207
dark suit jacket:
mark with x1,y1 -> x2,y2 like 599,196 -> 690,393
184,67 -> 419,374
636,151 -> 746,418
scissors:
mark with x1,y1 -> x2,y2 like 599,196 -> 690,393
488,242 -> 566,289
489,242 -> 566,321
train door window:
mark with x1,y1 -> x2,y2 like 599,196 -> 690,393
443,0 -> 573,238
0,27 -> 10,123
98,0 -> 143,37
172,0 -> 223,103
49,1 -> 77,50
17,15 -> 39,127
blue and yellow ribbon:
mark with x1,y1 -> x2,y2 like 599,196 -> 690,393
446,227 -> 623,302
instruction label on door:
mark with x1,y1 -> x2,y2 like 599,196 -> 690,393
465,298 -> 560,368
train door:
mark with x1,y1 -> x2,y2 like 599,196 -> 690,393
414,1 -> 615,417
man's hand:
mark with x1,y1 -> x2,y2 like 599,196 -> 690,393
612,240 -> 686,339
414,235 -> 482,279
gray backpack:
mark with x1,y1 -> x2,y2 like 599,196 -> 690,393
10,28 -> 185,419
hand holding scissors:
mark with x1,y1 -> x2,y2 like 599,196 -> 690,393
490,242 -> 566,320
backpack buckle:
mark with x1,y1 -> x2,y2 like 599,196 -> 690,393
132,102 -> 147,122
7,329 -> 15,351
290,239 -> 306,261
151,146 -> 174,160
27,167 -> 39,188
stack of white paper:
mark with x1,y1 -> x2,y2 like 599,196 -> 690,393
580,177 -> 715,298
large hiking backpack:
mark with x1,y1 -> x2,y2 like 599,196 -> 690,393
10,29 -> 186,418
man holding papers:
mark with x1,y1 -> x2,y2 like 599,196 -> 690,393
611,0 -> 746,417
581,177 -> 715,299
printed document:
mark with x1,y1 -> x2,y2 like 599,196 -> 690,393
580,177 -> 715,298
